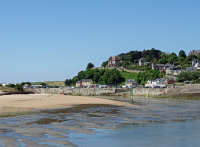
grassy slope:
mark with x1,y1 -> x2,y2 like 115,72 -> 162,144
119,71 -> 138,85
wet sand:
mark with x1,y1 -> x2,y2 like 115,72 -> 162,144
1,96 -> 200,146
0,94 -> 134,113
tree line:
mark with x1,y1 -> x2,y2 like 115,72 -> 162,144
65,63 -> 124,86
101,48 -> 199,70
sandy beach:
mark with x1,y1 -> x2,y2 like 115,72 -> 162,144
0,93 -> 133,113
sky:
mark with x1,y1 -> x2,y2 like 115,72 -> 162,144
0,0 -> 200,83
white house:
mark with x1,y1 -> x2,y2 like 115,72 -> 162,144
145,78 -> 167,87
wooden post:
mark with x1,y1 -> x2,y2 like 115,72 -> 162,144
131,86 -> 133,104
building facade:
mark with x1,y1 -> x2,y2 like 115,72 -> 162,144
192,58 -> 200,69
108,56 -> 120,67
76,79 -> 93,87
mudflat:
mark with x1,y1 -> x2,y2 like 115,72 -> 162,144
0,94 -> 133,113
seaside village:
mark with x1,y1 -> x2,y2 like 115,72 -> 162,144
1,50 -> 200,89
71,50 -> 200,89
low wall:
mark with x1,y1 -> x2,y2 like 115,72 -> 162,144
29,87 -> 193,97
32,88 -> 115,96
111,88 -> 185,97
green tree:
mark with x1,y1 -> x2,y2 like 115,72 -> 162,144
167,57 -> 174,64
178,57 -> 185,63
134,60 -> 138,63
99,69 -> 105,76
161,53 -> 167,59
145,55 -> 151,62
93,73 -> 100,83
65,79 -> 72,86
6,84 -> 15,88
179,50 -> 186,58
86,69 -> 95,79
40,83 -> 47,86
168,53 -> 178,62
184,58 -> 188,64
72,77 -> 79,85
187,54 -> 197,61
107,75 -> 115,84
157,59 -> 166,64
101,61 -> 108,69
15,84 -> 23,91
177,72 -> 190,82
86,62 -> 94,69
152,58 -> 158,63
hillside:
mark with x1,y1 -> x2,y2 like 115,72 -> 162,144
119,71 -> 138,85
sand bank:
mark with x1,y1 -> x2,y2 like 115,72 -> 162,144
0,93 -> 133,113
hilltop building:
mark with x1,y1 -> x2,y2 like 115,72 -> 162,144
108,56 -> 120,67
188,50 -> 200,56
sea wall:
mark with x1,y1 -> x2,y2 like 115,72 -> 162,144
112,88 -> 184,97
32,88 -> 115,96
29,86 -> 197,97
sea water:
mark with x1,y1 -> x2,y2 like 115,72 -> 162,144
68,120 -> 200,147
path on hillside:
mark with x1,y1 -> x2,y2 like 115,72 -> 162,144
93,67 -> 143,73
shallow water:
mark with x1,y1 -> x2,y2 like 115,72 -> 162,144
0,97 -> 200,147
69,120 -> 200,147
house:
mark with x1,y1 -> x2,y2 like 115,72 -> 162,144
145,78 -> 167,87
76,79 -> 93,87
192,58 -> 200,69
138,58 -> 145,66
125,79 -> 138,87
82,79 -> 93,86
157,78 -> 167,85
152,63 -> 172,70
145,78 -> 160,87
166,66 -> 182,75
138,58 -> 149,66
188,50 -> 200,56
108,56 -> 120,67
163,79 -> 175,85
76,80 -> 82,87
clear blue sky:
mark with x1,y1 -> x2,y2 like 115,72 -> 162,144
0,0 -> 200,83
